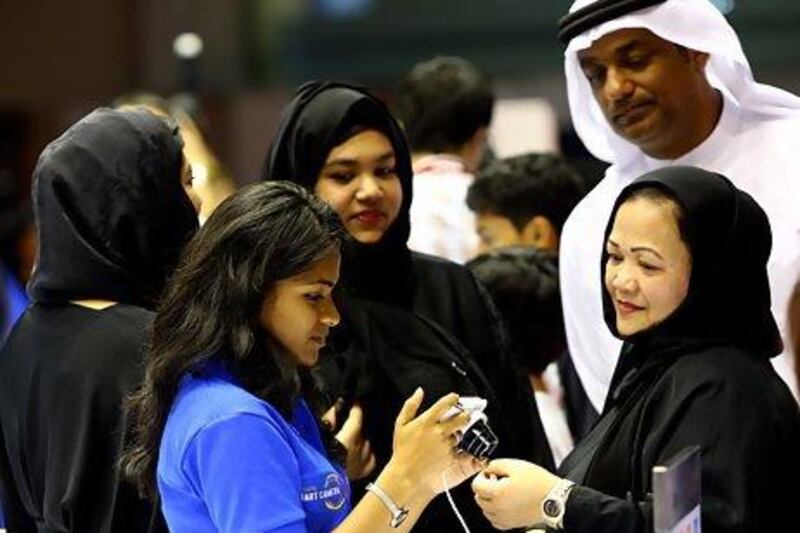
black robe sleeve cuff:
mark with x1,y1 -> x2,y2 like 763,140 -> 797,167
562,485 -> 652,533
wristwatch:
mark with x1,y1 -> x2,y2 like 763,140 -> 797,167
540,479 -> 576,530
366,482 -> 409,528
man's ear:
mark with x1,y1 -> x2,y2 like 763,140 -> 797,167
521,216 -> 559,252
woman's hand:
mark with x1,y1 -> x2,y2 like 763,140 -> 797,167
388,388 -> 484,498
334,403 -> 377,480
333,390 -> 484,533
471,459 -> 561,530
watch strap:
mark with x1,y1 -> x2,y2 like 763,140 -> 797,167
366,482 -> 410,528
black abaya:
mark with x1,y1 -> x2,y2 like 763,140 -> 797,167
264,82 -> 553,532
0,108 -> 198,532
558,166 -> 800,533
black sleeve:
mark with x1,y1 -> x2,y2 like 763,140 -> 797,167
564,372 -> 800,533
563,485 -> 650,533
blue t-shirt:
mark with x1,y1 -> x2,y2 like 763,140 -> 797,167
158,364 -> 351,532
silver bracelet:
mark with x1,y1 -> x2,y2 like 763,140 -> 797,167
366,482 -> 410,528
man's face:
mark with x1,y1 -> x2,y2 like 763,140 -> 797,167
577,28 -> 710,158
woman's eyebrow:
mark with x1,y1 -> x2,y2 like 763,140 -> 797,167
631,246 -> 664,260
323,158 -> 358,168
298,277 -> 336,288
607,240 -> 664,259
323,151 -> 394,168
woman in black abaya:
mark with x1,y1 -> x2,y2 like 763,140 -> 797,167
0,108 -> 200,532
472,166 -> 800,532
263,81 -> 553,532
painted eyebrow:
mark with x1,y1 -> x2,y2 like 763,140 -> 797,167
631,247 -> 663,259
607,240 -> 664,259
311,279 -> 336,288
323,151 -> 395,168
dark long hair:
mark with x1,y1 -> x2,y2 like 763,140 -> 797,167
121,181 -> 346,498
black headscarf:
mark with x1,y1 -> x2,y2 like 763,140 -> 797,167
599,165 -> 781,411
557,166 -> 798,533
27,107 -> 199,309
602,165 -> 781,359
263,81 -> 414,302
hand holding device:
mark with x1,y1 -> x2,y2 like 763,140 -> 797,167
438,396 -> 498,460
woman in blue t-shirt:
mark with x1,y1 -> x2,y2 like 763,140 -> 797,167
121,181 -> 481,532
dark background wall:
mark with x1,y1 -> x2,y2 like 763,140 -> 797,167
2,0 -> 799,186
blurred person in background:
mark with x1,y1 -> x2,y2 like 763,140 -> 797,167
466,155 -> 596,439
558,0 -> 800,414
394,56 -> 494,263
467,247 -> 575,466
0,108 -> 199,532
263,81 -> 553,533
467,152 -> 585,255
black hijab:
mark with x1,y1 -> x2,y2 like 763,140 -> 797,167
564,165 -> 781,478
601,165 -> 781,380
557,167 -> 798,532
262,83 -> 554,533
27,107 -> 199,309
263,81 -> 414,302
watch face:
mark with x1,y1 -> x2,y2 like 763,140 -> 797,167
543,498 -> 562,518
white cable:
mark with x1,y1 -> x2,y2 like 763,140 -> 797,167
442,464 -> 471,533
